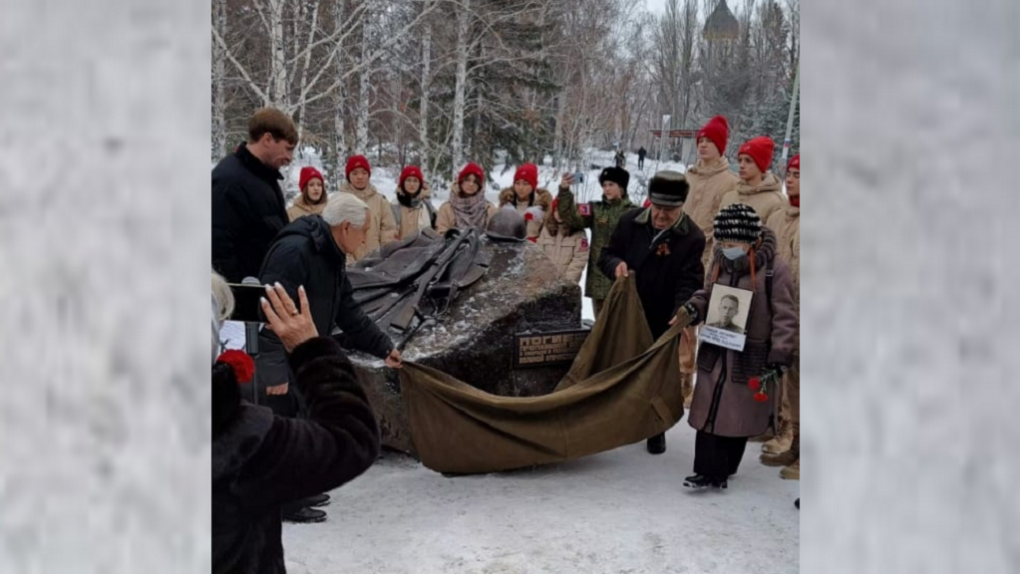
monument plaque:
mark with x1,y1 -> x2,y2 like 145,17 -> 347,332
514,329 -> 590,369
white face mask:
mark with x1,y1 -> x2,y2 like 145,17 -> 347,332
722,246 -> 746,260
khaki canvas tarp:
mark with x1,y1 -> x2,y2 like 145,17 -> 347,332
399,276 -> 692,474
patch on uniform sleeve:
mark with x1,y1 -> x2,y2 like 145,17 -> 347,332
578,203 -> 592,217
579,237 -> 590,251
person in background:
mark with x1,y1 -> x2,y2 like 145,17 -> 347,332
435,162 -> 498,235
391,165 -> 436,240
599,171 -> 705,455
339,155 -> 398,262
678,115 -> 742,407
637,146 -> 647,170
760,154 -> 800,479
212,107 -> 296,283
719,136 -> 785,227
212,274 -> 380,573
535,198 -> 589,284
498,163 -> 552,240
674,203 -> 797,490
287,166 -> 328,222
556,166 -> 636,318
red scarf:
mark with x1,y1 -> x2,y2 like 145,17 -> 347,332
789,196 -> 799,208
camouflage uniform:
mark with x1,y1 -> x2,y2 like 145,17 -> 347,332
556,188 -> 637,303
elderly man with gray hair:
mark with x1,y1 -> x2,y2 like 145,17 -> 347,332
254,192 -> 402,522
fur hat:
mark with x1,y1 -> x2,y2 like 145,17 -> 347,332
345,155 -> 372,180
598,166 -> 630,190
713,203 -> 762,244
513,163 -> 539,190
458,162 -> 485,185
738,137 -> 775,174
299,166 -> 324,191
647,171 -> 689,207
696,115 -> 729,155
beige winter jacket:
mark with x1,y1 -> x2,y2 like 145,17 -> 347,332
718,172 -> 786,226
339,181 -> 398,262
392,186 -> 436,240
684,158 -> 741,273
535,222 -> 589,284
286,194 -> 328,222
766,203 -> 800,344
498,187 -> 553,239
435,199 -> 499,235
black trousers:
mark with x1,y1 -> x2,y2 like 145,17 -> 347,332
693,430 -> 749,480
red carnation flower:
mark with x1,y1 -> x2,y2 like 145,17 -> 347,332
527,236 -> 538,243
217,349 -> 255,383
524,212 -> 534,221
748,377 -> 761,391
753,392 -> 768,403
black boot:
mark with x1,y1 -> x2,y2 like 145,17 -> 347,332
282,505 -> 327,524
683,474 -> 727,489
302,493 -> 330,508
646,433 -> 666,454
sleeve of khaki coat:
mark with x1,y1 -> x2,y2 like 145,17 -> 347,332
766,260 -> 798,367
378,196 -> 398,246
435,203 -> 455,235
565,234 -> 589,284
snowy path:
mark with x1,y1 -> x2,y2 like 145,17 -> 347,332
283,421 -> 799,574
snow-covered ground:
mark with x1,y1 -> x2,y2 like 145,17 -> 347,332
283,422 -> 799,574
270,151 -> 798,573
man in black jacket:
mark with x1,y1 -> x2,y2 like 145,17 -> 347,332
599,170 -> 706,455
212,108 -> 297,283
256,192 -> 402,522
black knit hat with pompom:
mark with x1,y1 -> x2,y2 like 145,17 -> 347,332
713,203 -> 762,244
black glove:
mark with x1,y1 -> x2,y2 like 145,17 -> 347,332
681,302 -> 699,322
763,363 -> 785,380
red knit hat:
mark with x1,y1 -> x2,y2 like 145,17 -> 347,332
345,155 -> 372,180
788,154 -> 799,170
458,162 -> 485,184
299,166 -> 323,191
696,115 -> 729,155
513,163 -> 538,190
399,165 -> 424,190
738,137 -> 775,173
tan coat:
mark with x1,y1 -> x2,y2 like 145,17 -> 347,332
394,202 -> 433,239
718,172 -> 786,226
686,227 -> 798,438
498,187 -> 553,239
766,203 -> 800,344
435,199 -> 499,235
339,181 -> 398,262
286,194 -> 327,222
536,223 -> 589,284
392,186 -> 436,240
684,158 -> 741,273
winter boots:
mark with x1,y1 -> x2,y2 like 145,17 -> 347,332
761,435 -> 799,480
683,474 -> 727,489
762,425 -> 794,454
646,433 -> 666,454
780,458 -> 800,480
